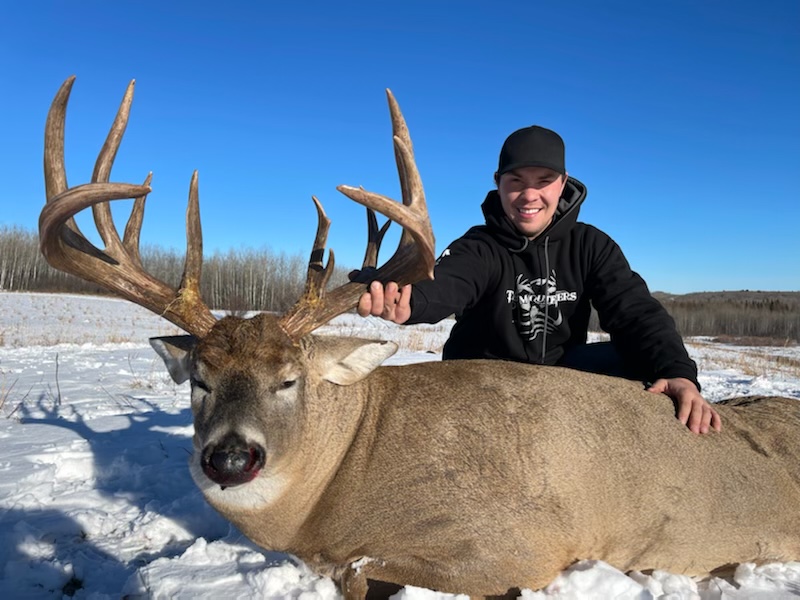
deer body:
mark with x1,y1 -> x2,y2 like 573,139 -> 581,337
179,317 -> 800,597
39,78 -> 800,598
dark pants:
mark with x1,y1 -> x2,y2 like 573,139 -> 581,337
557,342 -> 647,383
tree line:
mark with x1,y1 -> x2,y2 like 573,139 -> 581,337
2,225 -> 798,342
0,225 -> 351,314
654,292 -> 800,343
584,291 -> 799,343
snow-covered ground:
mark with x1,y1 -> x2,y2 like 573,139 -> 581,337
0,291 -> 798,599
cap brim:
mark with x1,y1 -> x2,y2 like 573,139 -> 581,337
498,161 -> 566,176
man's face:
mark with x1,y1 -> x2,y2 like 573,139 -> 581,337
497,166 -> 567,239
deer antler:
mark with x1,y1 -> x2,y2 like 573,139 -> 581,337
40,76 -> 216,337
279,89 -> 435,340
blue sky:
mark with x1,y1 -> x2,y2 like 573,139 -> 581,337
1,0 -> 798,294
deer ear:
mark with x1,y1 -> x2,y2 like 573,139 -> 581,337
149,335 -> 198,384
318,338 -> 398,386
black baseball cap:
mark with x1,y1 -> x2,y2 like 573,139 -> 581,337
496,125 -> 566,176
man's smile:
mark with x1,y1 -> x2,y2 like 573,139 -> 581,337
518,207 -> 542,216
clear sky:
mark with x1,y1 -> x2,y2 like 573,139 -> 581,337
1,0 -> 798,294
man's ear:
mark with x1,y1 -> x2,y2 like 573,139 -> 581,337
493,171 -> 500,186
149,335 -> 198,384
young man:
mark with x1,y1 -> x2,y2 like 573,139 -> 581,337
358,125 -> 721,434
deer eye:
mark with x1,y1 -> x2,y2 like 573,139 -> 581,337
280,379 -> 296,390
191,376 -> 211,392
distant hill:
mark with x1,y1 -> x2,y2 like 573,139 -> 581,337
653,290 -> 800,304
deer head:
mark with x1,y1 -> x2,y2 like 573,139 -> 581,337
40,76 -> 435,493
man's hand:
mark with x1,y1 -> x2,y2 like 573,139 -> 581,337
647,377 -> 722,434
357,281 -> 412,324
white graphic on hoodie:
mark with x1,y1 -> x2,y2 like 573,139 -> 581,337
509,271 -> 576,341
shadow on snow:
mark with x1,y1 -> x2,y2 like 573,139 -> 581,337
2,391 -> 293,597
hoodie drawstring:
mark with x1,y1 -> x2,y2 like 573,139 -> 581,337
542,236 -> 551,363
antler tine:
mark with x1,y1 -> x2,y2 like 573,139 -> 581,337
40,77 -> 217,338
362,208 -> 391,270
278,89 -> 435,341
90,79 -> 135,256
121,172 -> 152,268
387,90 -> 413,212
178,171 -> 207,308
280,197 -> 334,334
44,76 -> 81,238
306,196 -> 335,293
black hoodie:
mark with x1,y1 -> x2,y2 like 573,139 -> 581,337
407,177 -> 700,389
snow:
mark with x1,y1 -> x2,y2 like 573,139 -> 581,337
1,291 -> 798,599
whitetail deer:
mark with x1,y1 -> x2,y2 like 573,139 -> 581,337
41,77 -> 800,599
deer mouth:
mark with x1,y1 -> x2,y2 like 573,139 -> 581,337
200,433 -> 266,489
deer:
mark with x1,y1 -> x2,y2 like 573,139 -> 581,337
40,76 -> 800,599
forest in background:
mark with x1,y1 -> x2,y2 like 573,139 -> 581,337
0,225 -> 352,314
1,225 -> 798,343
651,291 -> 799,344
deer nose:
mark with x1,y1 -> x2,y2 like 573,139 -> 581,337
201,433 -> 266,488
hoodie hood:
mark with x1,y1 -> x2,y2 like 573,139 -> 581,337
480,176 -> 587,251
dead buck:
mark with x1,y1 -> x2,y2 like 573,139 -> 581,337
41,77 -> 800,599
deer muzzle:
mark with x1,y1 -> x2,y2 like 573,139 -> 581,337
200,432 -> 266,489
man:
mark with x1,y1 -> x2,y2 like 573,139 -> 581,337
358,125 -> 721,434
